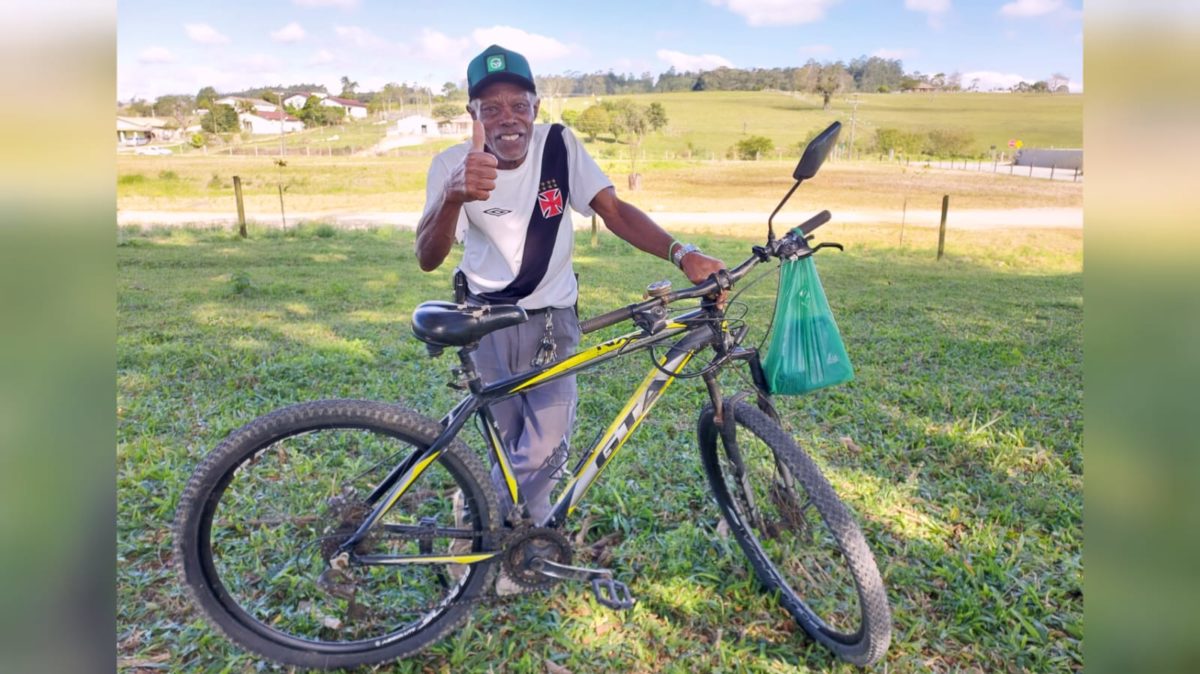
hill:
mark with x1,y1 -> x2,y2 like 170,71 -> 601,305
554,90 -> 1082,160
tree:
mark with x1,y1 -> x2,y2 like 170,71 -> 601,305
575,105 -> 611,141
339,76 -> 359,97
201,104 -> 238,133
1048,72 -> 1070,93
874,128 -> 924,156
432,103 -> 461,123
561,109 -> 580,128
924,128 -> 975,157
645,102 -> 668,132
195,86 -> 218,110
812,63 -> 849,110
735,135 -> 774,160
441,81 -> 462,100
235,99 -> 257,115
296,95 -> 345,127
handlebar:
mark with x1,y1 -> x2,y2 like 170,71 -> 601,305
579,210 -> 835,334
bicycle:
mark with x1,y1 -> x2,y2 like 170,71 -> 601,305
174,121 -> 892,669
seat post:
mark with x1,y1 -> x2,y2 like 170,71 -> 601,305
456,345 -> 484,394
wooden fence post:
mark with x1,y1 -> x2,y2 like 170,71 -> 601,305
937,195 -> 949,261
1050,164 -> 1056,180
899,196 -> 908,247
591,213 -> 598,248
233,175 -> 247,238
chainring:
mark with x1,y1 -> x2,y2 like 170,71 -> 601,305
501,526 -> 573,591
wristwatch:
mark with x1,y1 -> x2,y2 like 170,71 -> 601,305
672,242 -> 699,269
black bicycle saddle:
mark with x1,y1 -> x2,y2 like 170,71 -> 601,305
411,301 -> 528,347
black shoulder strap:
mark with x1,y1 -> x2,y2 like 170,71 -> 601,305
476,124 -> 570,305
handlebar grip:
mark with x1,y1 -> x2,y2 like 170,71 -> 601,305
795,210 -> 832,236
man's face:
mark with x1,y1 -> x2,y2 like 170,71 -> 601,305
470,81 -> 539,169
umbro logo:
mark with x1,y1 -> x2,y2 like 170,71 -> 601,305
483,208 -> 512,216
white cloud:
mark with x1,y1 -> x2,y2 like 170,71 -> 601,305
905,0 -> 950,28
417,28 -> 471,63
293,0 -> 358,6
905,0 -> 950,11
334,25 -> 387,49
656,49 -> 734,72
873,48 -> 918,59
1000,0 -> 1062,18
471,26 -> 574,61
185,23 -> 230,45
138,46 -> 175,64
709,0 -> 839,26
270,22 -> 306,43
309,48 -> 336,65
240,53 -> 282,72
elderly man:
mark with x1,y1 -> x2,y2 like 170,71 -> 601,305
416,45 -> 725,528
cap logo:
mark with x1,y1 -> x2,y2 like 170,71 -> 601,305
486,55 -> 506,72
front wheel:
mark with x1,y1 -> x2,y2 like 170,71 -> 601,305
174,400 -> 501,670
698,401 -> 891,667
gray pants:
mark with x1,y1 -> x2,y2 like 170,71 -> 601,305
470,306 -> 580,523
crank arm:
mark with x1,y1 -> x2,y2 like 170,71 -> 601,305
527,557 -> 613,583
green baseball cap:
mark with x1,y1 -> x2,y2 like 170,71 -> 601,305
467,45 -> 537,99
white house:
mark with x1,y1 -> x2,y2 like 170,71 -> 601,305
321,96 -> 368,119
282,92 -> 326,109
215,96 -> 278,113
393,114 -> 440,137
117,116 -> 179,145
239,110 -> 304,135
439,112 -> 472,136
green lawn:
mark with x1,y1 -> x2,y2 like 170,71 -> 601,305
117,223 -> 1082,672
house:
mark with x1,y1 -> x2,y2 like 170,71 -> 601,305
117,116 -> 179,145
439,112 -> 472,136
214,96 -> 278,113
321,96 -> 368,119
117,117 -> 154,146
393,114 -> 441,137
239,110 -> 304,135
282,91 -> 327,109
906,82 -> 936,93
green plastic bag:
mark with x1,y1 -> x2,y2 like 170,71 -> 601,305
762,256 -> 854,395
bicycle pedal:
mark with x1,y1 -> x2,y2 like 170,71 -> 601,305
590,577 -> 635,610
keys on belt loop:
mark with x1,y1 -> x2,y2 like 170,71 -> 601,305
531,310 -> 557,368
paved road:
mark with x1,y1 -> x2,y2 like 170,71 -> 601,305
117,206 -> 1082,231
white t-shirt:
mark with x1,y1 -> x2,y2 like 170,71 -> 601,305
422,124 -> 612,310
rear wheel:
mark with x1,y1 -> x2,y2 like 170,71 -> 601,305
698,401 -> 891,666
174,400 -> 500,669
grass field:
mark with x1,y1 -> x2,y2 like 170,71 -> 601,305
117,90 -> 1082,218
117,222 -> 1082,672
554,90 -> 1082,159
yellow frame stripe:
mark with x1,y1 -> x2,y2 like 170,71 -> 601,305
488,422 -> 520,504
380,552 -> 497,565
561,351 -> 695,514
510,337 -> 631,392
380,450 -> 442,514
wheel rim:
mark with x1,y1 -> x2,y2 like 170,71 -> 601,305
196,425 -> 488,652
712,417 -> 865,643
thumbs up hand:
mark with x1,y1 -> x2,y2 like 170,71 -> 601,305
445,119 -> 498,204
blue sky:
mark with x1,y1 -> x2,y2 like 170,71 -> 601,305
117,0 -> 1083,101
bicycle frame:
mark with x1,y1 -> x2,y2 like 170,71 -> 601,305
338,308 -> 723,566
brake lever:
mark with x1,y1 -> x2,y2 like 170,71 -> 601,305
811,242 -> 844,253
